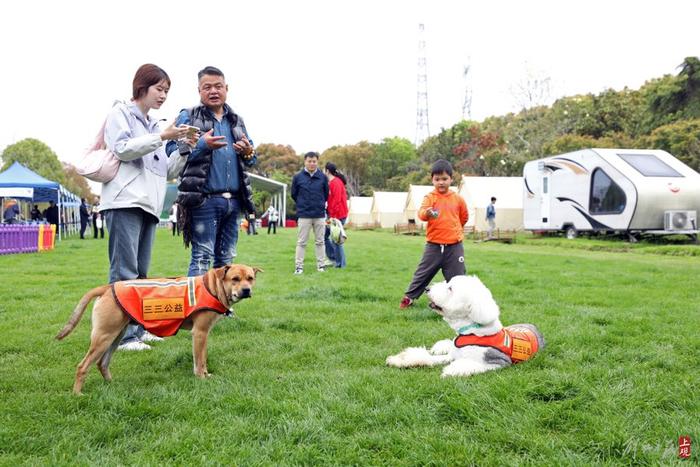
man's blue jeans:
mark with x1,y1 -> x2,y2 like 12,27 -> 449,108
188,196 -> 241,276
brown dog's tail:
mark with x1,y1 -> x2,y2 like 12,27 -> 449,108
55,285 -> 111,340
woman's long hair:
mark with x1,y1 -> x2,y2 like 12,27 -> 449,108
325,162 -> 347,185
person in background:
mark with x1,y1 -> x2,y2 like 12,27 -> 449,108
101,63 -> 192,351
44,200 -> 59,228
291,152 -> 329,274
31,204 -> 42,221
166,66 -> 257,276
168,202 -> 180,236
486,196 -> 497,239
247,212 -> 258,235
400,159 -> 468,309
92,197 -> 104,239
3,199 -> 21,224
79,198 -> 90,239
261,204 -> 279,234
324,162 -> 349,268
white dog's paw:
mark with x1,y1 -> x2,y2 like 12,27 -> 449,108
429,339 -> 453,355
386,347 -> 432,368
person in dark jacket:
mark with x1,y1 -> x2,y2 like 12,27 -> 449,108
79,198 -> 90,239
166,66 -> 256,276
291,152 -> 329,274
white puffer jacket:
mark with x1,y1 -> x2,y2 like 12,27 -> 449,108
100,102 -> 186,219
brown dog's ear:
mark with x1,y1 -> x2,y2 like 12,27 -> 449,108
253,267 -> 264,277
215,265 -> 231,281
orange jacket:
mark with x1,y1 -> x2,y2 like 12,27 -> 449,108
453,325 -> 541,363
418,190 -> 468,245
112,276 -> 229,337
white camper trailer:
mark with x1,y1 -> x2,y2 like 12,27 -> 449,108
523,148 -> 700,240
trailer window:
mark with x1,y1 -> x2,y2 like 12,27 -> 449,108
617,153 -> 682,177
590,169 -> 626,214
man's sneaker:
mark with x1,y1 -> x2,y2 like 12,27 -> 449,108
317,266 -> 326,272
117,341 -> 151,351
141,331 -> 164,343
294,266 -> 304,275
399,296 -> 414,309
322,259 -> 335,268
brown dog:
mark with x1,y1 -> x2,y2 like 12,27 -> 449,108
56,264 -> 261,394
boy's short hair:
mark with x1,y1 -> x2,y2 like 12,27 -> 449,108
431,159 -> 453,177
491,196 -> 497,202
304,151 -> 320,160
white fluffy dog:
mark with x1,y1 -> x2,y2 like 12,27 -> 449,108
386,275 -> 544,378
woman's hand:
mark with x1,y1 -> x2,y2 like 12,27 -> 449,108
160,121 -> 189,141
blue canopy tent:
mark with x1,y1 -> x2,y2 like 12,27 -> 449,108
0,161 -> 80,239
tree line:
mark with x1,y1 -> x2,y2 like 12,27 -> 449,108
2,57 -> 699,213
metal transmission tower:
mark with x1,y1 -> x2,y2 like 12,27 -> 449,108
415,23 -> 430,146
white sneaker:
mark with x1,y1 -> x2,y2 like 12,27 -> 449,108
117,341 -> 151,351
317,266 -> 326,272
294,267 -> 303,275
141,331 -> 164,343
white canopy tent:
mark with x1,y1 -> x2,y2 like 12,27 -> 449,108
459,176 -> 524,230
371,191 -> 408,228
347,196 -> 373,225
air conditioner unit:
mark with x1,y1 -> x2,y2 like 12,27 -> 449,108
664,210 -> 697,231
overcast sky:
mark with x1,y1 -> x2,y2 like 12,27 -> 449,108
1,0 -> 698,170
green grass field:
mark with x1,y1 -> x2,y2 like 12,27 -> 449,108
1,228 -> 698,465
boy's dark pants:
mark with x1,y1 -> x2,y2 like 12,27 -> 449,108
405,242 -> 466,299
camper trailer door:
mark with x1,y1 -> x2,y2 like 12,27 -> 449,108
540,174 -> 550,227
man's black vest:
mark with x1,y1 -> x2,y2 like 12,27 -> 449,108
176,103 -> 255,214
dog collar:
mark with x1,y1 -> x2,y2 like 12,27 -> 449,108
457,323 -> 482,335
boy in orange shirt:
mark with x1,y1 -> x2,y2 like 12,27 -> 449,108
400,159 -> 468,308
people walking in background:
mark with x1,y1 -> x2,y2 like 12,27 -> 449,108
486,196 -> 497,239
291,151 -> 329,274
101,64 -> 192,351
79,198 -> 90,239
92,197 -> 104,238
324,162 -> 349,268
247,212 -> 258,235
400,159 -> 468,309
168,202 -> 180,236
166,66 -> 257,276
261,204 -> 279,234
90,196 -> 105,238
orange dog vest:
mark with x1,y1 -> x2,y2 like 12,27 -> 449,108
453,325 -> 541,363
112,276 -> 228,337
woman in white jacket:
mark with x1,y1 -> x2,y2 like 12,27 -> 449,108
101,64 -> 192,351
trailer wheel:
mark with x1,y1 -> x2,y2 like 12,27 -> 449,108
565,226 -> 577,239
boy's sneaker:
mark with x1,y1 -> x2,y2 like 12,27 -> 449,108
141,331 -> 164,343
117,341 -> 151,351
317,265 -> 326,272
399,296 -> 414,309
294,266 -> 303,275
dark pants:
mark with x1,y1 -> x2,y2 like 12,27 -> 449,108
80,218 -> 89,239
92,216 -> 104,238
267,221 -> 277,234
405,242 -> 466,300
